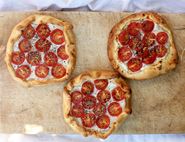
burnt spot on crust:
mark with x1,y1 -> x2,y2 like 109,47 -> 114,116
157,61 -> 163,70
173,58 -> 178,64
109,30 -> 115,39
142,13 -> 145,17
157,65 -> 162,70
95,71 -> 102,78
129,88 -> 132,94
70,48 -> 76,58
129,108 -> 132,114
126,108 -> 132,114
68,80 -> 75,88
168,58 -> 178,66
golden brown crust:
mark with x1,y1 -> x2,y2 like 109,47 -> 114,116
5,14 -> 76,87
63,70 -> 131,139
108,12 -> 178,80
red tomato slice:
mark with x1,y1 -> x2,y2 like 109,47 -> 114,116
51,64 -> 66,78
93,103 -> 106,116
11,51 -> 25,65
44,52 -> 58,66
81,113 -> 96,128
36,24 -> 50,39
127,22 -> 141,36
71,91 -> 83,104
16,65 -> 31,80
18,39 -> 32,52
128,37 -> 142,50
35,64 -> 49,78
50,29 -> 65,45
96,115 -> 110,129
112,86 -> 126,101
118,46 -> 132,62
136,46 -> 149,58
118,30 -> 130,45
81,81 -> 94,95
127,58 -> 142,72
94,79 -> 108,90
26,51 -> 41,66
143,49 -> 157,64
35,38 -> 51,52
82,95 -> 96,109
142,20 -> 154,33
155,45 -> 167,58
70,105 -> 84,118
57,45 -> 69,60
142,32 -> 156,47
108,102 -> 122,116
97,90 -> 111,104
22,24 -> 35,39
156,32 -> 168,44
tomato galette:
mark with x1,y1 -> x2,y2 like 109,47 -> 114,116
108,12 -> 177,80
63,71 -> 131,139
5,14 -> 76,86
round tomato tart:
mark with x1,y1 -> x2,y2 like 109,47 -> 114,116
5,14 -> 76,87
63,70 -> 131,139
108,12 -> 178,80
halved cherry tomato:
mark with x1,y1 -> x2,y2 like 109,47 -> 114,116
22,24 -> 35,39
15,65 -> 31,80
127,58 -> 142,72
118,46 -> 132,62
82,95 -> 96,109
35,38 -> 51,52
112,86 -> 126,101
44,52 -> 58,66
18,39 -> 32,52
51,64 -> 66,78
36,24 -> 50,39
127,22 -> 141,36
97,90 -> 111,104
128,37 -> 141,50
50,29 -> 65,45
143,49 -> 156,64
93,103 -> 106,116
57,45 -> 69,60
26,51 -> 41,66
94,79 -> 108,90
155,45 -> 167,58
81,81 -> 94,95
81,113 -> 96,128
142,32 -> 156,47
70,105 -> 84,118
11,51 -> 25,65
71,91 -> 83,104
142,20 -> 154,33
108,102 -> 122,116
137,46 -> 149,58
96,115 -> 110,129
35,64 -> 49,78
156,32 -> 168,44
118,30 -> 130,45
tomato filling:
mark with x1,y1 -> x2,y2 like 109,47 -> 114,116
116,19 -> 168,72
